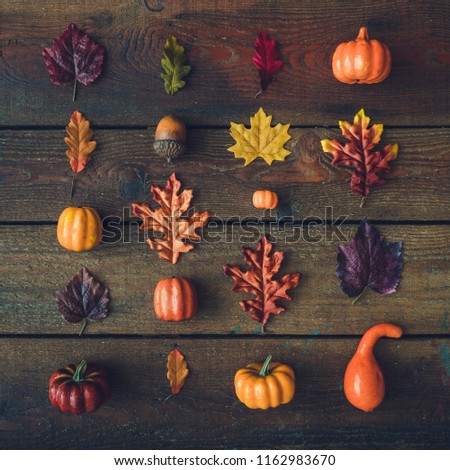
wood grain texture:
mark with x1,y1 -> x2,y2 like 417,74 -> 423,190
1,224 -> 449,336
1,0 -> 450,126
0,337 -> 449,449
1,127 -> 449,222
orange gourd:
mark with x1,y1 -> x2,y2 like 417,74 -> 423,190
252,190 -> 278,209
344,323 -> 402,412
57,207 -> 102,252
154,277 -> 198,321
234,355 -> 295,409
332,27 -> 391,84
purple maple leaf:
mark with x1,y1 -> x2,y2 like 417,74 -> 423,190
42,23 -> 105,101
55,267 -> 110,335
337,219 -> 403,302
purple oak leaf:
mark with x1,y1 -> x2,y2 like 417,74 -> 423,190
42,23 -> 105,101
337,219 -> 403,302
55,267 -> 110,335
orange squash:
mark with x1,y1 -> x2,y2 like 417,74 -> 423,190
332,27 -> 391,84
252,190 -> 278,209
234,355 -> 295,409
57,207 -> 102,252
344,323 -> 402,412
154,277 -> 198,321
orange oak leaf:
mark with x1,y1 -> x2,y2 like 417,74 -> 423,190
167,348 -> 189,395
131,173 -> 212,264
321,109 -> 398,206
65,111 -> 96,173
223,236 -> 301,333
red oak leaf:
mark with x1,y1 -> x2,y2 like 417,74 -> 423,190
253,32 -> 282,97
42,23 -> 105,101
131,173 -> 212,264
321,109 -> 398,206
223,236 -> 301,333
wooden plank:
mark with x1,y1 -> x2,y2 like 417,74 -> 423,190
1,128 -> 449,222
1,1 -> 450,126
1,224 -> 448,336
0,337 -> 449,449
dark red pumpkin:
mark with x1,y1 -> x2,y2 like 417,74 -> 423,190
154,277 -> 198,321
48,360 -> 111,414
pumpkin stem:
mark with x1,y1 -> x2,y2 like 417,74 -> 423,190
259,354 -> 273,377
357,27 -> 369,41
73,359 -> 87,382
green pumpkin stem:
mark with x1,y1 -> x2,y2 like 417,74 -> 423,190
73,359 -> 87,382
259,354 -> 273,377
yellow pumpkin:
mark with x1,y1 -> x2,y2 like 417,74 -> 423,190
234,355 -> 295,409
57,207 -> 102,252
252,190 -> 278,209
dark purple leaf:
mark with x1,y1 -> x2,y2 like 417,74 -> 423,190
337,219 -> 403,301
42,24 -> 105,100
55,268 -> 110,330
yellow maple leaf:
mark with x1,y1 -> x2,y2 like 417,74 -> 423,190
227,108 -> 292,166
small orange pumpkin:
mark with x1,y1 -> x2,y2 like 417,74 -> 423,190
154,277 -> 198,322
234,355 -> 295,409
332,27 -> 391,84
252,190 -> 278,209
57,207 -> 102,252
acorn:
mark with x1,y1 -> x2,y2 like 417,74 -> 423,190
153,114 -> 187,163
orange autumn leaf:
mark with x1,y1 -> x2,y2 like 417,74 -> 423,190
132,173 -> 212,264
64,111 -> 96,173
167,348 -> 189,395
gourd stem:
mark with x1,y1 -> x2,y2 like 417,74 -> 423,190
259,354 -> 272,377
357,323 -> 403,355
72,79 -> 77,102
73,359 -> 87,382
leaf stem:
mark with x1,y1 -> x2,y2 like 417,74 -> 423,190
163,394 -> 174,404
254,88 -> 263,99
360,196 -> 367,208
72,79 -> 77,102
70,174 -> 75,199
79,318 -> 88,336
352,286 -> 368,305
259,355 -> 273,377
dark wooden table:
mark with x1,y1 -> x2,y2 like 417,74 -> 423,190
1,0 -> 449,449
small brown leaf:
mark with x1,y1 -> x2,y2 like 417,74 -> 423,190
65,111 -> 96,173
166,348 -> 189,395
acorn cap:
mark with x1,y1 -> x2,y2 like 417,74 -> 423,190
153,140 -> 187,163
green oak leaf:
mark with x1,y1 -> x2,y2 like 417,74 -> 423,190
161,36 -> 191,95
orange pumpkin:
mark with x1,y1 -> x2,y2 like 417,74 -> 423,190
234,355 -> 295,409
252,190 -> 278,209
332,27 -> 391,84
344,323 -> 402,412
57,207 -> 102,252
154,277 -> 198,322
